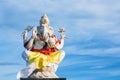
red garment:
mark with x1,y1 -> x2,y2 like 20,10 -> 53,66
30,47 -> 55,55
55,39 -> 61,44
50,34 -> 61,44
24,34 -> 61,55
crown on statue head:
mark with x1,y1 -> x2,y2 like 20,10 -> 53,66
40,14 -> 50,25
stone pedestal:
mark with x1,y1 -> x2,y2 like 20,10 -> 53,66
20,78 -> 66,80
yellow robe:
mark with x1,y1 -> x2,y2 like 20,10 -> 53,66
29,51 -> 61,69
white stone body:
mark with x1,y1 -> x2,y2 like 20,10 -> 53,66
17,14 -> 65,79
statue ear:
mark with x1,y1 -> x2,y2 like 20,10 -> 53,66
49,27 -> 54,35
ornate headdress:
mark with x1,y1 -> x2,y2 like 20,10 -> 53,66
40,14 -> 50,25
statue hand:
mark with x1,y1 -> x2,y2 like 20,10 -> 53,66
61,33 -> 66,39
32,27 -> 37,39
22,30 -> 28,41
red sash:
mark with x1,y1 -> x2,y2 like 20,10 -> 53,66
30,47 -> 55,55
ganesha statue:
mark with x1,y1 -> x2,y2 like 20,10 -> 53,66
17,14 -> 66,79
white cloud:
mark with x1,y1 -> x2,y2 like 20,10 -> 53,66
64,44 -> 120,57
0,26 -> 22,43
4,0 -> 120,15
79,69 -> 120,77
90,65 -> 105,69
0,0 -> 120,80
1,0 -> 120,58
108,70 -> 120,76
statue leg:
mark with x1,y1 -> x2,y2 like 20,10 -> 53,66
48,50 -> 65,72
17,50 -> 36,79
59,50 -> 65,63
28,51 -> 65,78
16,63 -> 36,79
55,50 -> 65,71
22,49 -> 30,66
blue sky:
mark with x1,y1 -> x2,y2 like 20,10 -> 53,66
0,0 -> 120,80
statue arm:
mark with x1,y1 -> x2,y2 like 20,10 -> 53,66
22,30 -> 28,44
24,27 -> 37,50
55,32 -> 65,50
24,36 -> 35,50
55,39 -> 64,50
